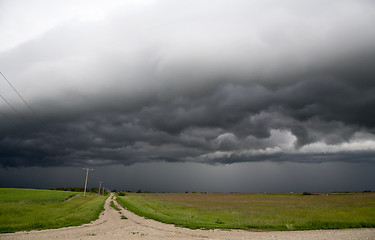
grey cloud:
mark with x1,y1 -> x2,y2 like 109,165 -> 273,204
1,0 -> 375,168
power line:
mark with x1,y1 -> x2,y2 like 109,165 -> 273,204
0,94 -> 29,124
0,72 -> 42,123
0,110 -> 16,126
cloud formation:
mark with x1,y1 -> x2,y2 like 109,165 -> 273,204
1,0 -> 375,167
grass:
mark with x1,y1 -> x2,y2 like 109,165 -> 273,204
110,198 -> 128,219
117,192 -> 375,231
110,198 -> 128,220
110,200 -> 121,211
0,188 -> 107,233
0,188 -> 77,202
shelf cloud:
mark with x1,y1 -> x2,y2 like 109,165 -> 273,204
1,0 -> 375,168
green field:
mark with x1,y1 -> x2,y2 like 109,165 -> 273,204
0,188 -> 107,233
117,192 -> 375,231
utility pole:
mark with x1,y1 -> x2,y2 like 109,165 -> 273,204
98,181 -> 102,195
82,168 -> 93,197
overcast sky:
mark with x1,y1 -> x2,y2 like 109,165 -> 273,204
1,0 -> 375,192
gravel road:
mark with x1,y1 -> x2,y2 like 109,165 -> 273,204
1,194 -> 374,240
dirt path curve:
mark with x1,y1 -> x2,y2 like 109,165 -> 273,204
1,193 -> 374,240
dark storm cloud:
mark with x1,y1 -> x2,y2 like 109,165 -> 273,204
1,0 -> 375,167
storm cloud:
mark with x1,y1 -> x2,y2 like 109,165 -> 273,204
1,0 -> 375,168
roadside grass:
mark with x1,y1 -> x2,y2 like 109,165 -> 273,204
0,188 -> 107,233
117,192 -> 375,231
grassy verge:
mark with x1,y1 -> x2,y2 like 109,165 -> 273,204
117,192 -> 375,231
0,188 -> 107,233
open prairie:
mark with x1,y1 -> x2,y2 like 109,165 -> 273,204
2,193 -> 374,240
117,192 -> 375,231
0,188 -> 107,233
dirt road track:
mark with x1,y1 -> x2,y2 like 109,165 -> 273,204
1,193 -> 374,240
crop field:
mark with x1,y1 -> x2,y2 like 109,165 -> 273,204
117,192 -> 375,231
0,188 -> 107,233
